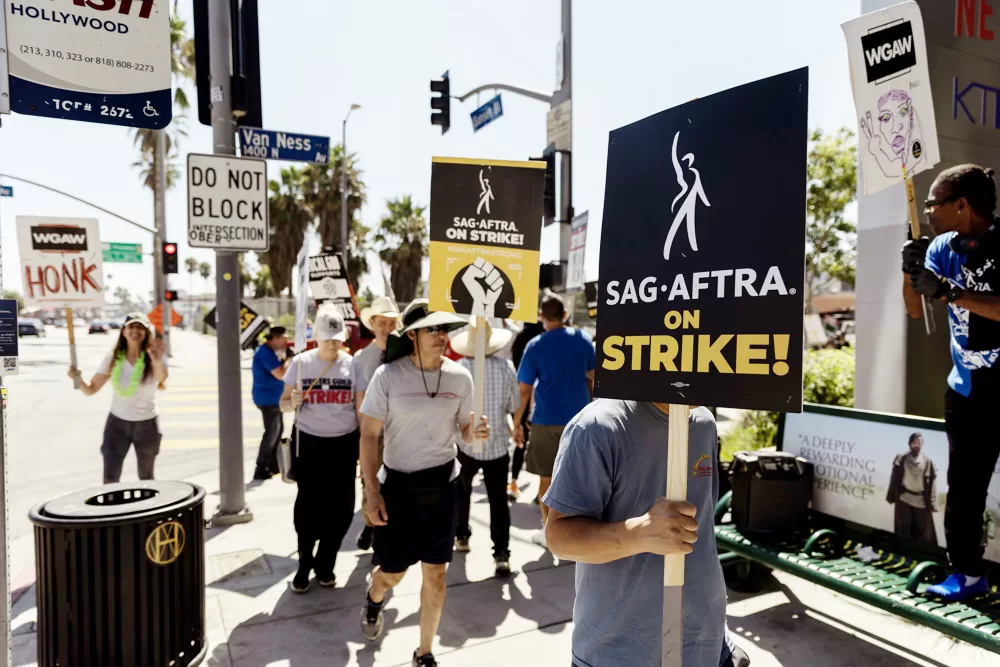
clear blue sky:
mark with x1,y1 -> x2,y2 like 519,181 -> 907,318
0,0 -> 861,302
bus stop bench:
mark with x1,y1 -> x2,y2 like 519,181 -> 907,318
713,491 -> 1000,654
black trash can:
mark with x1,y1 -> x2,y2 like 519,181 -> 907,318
30,481 -> 206,667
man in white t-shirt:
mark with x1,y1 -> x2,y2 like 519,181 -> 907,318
359,300 -> 490,667
350,296 -> 400,550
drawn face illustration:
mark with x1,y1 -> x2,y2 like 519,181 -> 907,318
877,91 -> 913,160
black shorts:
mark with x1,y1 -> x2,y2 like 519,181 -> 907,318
373,461 -> 458,574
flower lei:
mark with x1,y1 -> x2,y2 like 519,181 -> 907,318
111,352 -> 146,397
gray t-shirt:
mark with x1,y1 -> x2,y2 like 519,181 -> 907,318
543,400 -> 728,667
360,356 -> 474,477
285,349 -> 359,438
350,342 -> 383,393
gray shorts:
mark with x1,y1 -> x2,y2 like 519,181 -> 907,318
526,423 -> 565,478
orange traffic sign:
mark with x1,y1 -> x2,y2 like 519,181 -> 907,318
148,304 -> 182,333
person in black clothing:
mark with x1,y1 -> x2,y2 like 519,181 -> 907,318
902,163 -> 1000,601
508,320 -> 544,500
886,433 -> 938,544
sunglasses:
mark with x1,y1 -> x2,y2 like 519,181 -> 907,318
924,195 -> 959,209
421,325 -> 452,335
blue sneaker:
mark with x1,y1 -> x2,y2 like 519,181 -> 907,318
926,573 -> 990,601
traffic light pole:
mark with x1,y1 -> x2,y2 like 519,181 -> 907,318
154,130 -> 171,355
210,0 -> 251,526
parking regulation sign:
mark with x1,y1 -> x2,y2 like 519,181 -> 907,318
187,154 -> 269,252
4,0 -> 172,128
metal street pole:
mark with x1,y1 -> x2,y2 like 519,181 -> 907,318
340,104 -> 360,257
210,0 -> 251,525
154,130 -> 171,355
0,192 -> 10,667
555,0 -> 573,275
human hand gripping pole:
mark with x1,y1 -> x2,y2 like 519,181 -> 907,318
903,168 -> 935,335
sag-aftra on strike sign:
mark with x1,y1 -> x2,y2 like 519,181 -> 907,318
594,69 -> 808,413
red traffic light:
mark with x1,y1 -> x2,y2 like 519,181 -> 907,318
164,290 -> 179,302
164,243 -> 177,255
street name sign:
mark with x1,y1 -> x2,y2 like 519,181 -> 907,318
16,216 -> 105,309
187,153 -> 269,252
470,95 -> 503,132
237,127 -> 330,164
101,242 -> 143,264
4,0 -> 172,128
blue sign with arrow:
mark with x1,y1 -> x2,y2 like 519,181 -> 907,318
0,186 -> 12,197
238,127 -> 330,164
471,95 -> 503,132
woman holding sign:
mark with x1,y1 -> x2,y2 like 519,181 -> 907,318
67,312 -> 168,484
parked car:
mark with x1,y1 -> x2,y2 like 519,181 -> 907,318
89,320 -> 110,334
18,319 -> 46,337
107,320 -> 122,330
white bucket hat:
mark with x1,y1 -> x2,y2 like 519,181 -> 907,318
359,296 -> 401,331
450,319 -> 514,357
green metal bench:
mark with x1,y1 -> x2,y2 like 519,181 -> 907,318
714,490 -> 1000,654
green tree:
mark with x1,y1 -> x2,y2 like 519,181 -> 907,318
184,257 -> 199,296
2,290 -> 24,311
250,264 -> 276,298
375,196 -> 428,302
132,8 -> 195,189
259,167 -> 313,295
806,127 -> 858,311
358,286 -> 376,308
199,262 -> 212,292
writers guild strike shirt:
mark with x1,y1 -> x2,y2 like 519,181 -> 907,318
926,226 -> 1000,398
285,349 -> 359,438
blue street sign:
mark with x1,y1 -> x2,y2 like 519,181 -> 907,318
238,127 -> 330,164
0,186 -> 12,197
470,95 -> 503,132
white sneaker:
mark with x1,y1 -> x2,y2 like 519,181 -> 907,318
531,529 -> 548,549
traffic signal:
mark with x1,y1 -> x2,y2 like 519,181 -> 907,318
162,241 -> 179,274
164,290 -> 179,302
194,0 -> 263,128
430,71 -> 450,134
532,145 -> 557,225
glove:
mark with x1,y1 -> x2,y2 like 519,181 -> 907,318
910,268 -> 948,299
902,236 -> 930,273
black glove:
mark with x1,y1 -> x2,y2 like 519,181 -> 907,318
910,268 -> 948,299
902,236 -> 930,273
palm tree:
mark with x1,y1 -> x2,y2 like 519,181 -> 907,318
114,286 -> 134,310
259,167 -> 312,294
375,196 -> 428,302
184,257 -> 199,296
199,261 -> 212,294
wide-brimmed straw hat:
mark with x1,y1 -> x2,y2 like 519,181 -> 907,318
450,319 -> 514,357
384,299 -> 467,363
359,296 -> 400,331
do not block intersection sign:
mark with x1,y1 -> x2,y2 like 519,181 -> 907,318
187,153 -> 269,251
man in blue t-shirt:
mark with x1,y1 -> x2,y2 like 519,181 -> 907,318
902,164 -> 1000,601
514,293 -> 595,547
251,326 -> 291,480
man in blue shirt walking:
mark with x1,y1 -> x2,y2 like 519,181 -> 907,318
251,326 -> 291,480
902,164 -> 1000,601
514,293 -> 595,547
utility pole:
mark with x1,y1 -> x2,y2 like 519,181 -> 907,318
554,0 -> 573,278
340,104 -> 360,257
154,130 -> 171,354
210,0 -> 251,525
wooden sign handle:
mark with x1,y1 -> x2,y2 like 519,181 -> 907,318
661,403 -> 690,667
66,307 -> 81,390
472,316 -> 487,454
904,175 -> 936,335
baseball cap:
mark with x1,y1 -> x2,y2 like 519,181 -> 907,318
312,306 -> 348,342
123,312 -> 153,330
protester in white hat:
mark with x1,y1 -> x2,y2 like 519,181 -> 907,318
68,312 -> 168,483
279,305 -> 360,594
351,295 -> 401,551
450,319 -> 518,576
359,299 -> 489,667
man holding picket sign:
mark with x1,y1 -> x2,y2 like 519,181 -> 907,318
547,69 -> 807,666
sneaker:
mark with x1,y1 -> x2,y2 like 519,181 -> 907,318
291,567 -> 311,594
356,525 -> 374,551
361,588 -> 386,641
317,573 -> 336,588
530,530 -> 548,549
494,552 -> 512,577
454,536 -> 471,553
412,651 -> 438,666
926,573 -> 990,601
507,482 -> 520,501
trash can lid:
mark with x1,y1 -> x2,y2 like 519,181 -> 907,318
35,481 -> 201,521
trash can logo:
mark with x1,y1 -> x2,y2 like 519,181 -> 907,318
146,521 -> 186,566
